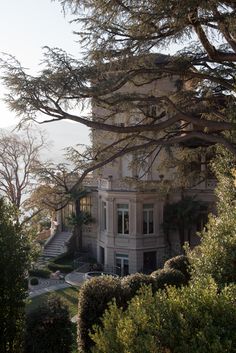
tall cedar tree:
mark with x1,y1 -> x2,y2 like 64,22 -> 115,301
0,0 -> 235,191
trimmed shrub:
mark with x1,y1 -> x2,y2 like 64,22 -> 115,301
150,269 -> 161,278
30,277 -> 39,286
77,276 -> 127,353
25,295 -> 73,353
50,252 -> 75,266
91,279 -> 236,353
164,255 -> 191,281
151,268 -> 187,290
78,269 -> 187,353
121,273 -> 154,299
78,268 -> 188,353
29,268 -> 51,278
51,252 -> 70,262
47,262 -> 73,273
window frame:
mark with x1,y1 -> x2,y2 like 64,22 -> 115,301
80,196 -> 92,213
117,203 -> 129,235
102,201 -> 107,231
143,203 -> 154,235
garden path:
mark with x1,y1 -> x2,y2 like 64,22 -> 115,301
28,271 -> 86,298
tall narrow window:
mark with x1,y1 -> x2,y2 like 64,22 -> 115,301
102,201 -> 107,230
80,196 -> 92,213
117,204 -> 129,235
121,154 -> 132,177
147,105 -> 157,117
143,204 -> 154,234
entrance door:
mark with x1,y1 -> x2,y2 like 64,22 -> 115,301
143,251 -> 157,273
115,254 -> 129,276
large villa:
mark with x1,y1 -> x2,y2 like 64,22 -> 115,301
54,56 -> 217,276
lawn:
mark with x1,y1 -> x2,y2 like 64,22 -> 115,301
26,286 -> 79,318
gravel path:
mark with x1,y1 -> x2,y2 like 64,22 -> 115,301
28,272 -> 86,298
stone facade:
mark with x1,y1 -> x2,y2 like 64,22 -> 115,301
58,59 -> 216,274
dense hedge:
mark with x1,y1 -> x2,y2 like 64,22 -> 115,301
78,267 -> 189,353
77,256 -> 191,353
91,280 -> 236,353
47,262 -> 73,273
77,276 -> 126,353
45,252 -> 75,273
121,273 -> 154,299
25,295 -> 73,353
51,252 -> 70,262
50,252 -> 74,265
164,255 -> 191,281
30,277 -> 39,286
151,268 -> 188,289
29,268 -> 51,278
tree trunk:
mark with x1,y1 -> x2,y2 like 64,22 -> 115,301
73,224 -> 82,251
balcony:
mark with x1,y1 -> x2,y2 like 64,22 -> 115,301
98,177 -> 164,192
97,176 -> 217,192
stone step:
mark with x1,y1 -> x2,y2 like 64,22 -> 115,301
49,236 -> 69,241
43,248 -> 64,254
43,250 -> 62,256
47,244 -> 66,248
45,245 -> 65,250
38,231 -> 73,265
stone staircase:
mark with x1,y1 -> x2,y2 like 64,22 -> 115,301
37,231 -> 73,266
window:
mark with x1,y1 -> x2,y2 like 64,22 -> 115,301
143,251 -> 156,273
121,154 -> 133,177
117,204 -> 129,235
68,202 -> 75,215
147,105 -> 157,118
102,201 -> 107,230
99,246 -> 105,265
143,204 -> 154,234
80,196 -> 92,213
116,254 -> 129,276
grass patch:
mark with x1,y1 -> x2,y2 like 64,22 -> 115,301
26,286 -> 79,318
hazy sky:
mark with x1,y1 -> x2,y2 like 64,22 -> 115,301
0,0 -> 81,128
0,1 -> 183,131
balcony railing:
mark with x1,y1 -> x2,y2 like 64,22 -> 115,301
94,176 -> 217,192
97,177 -> 161,191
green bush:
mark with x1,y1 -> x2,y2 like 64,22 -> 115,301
29,268 -> 51,278
151,268 -> 187,290
150,269 -> 161,278
164,255 -> 191,281
78,269 -> 190,353
50,252 -> 75,266
91,279 -> 236,353
188,150 -> 236,287
25,295 -> 73,353
189,211 -> 236,287
77,276 -> 127,353
121,273 -> 154,299
47,262 -> 73,273
30,277 -> 39,286
0,198 -> 30,353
